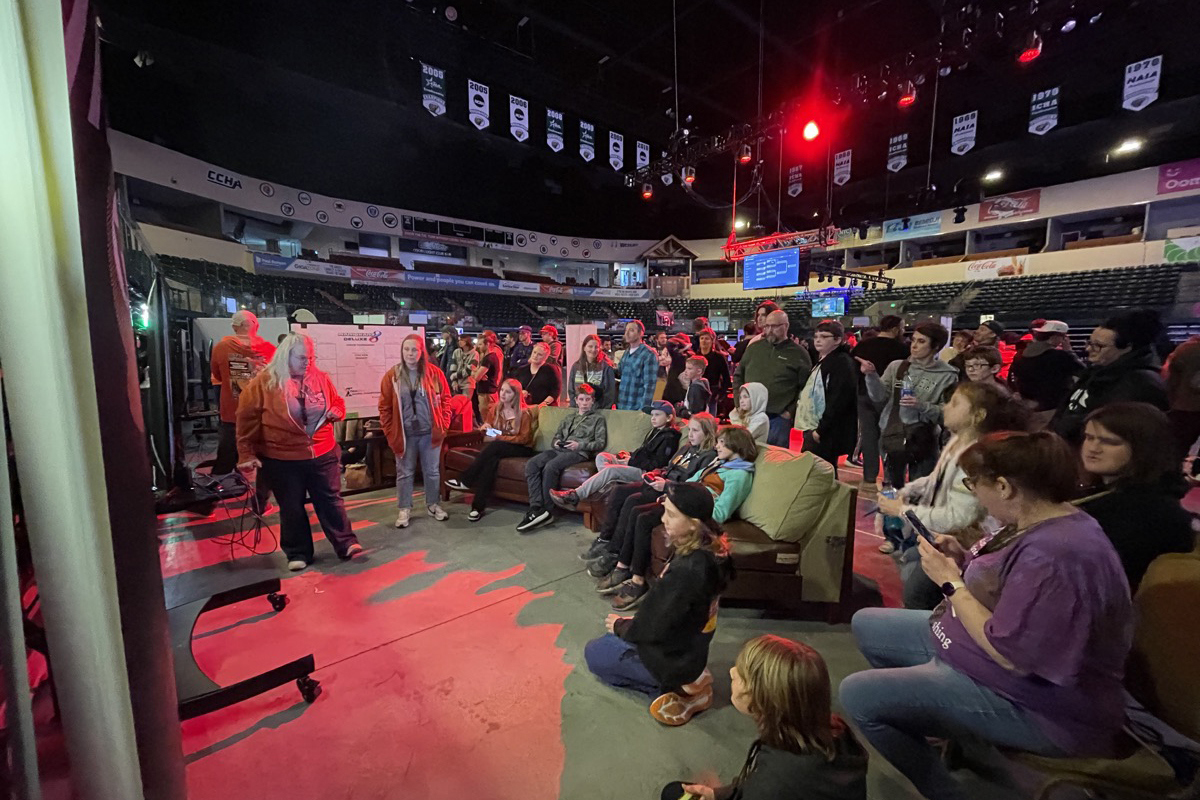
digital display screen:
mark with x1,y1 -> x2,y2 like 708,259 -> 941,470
811,295 -> 846,316
743,248 -> 800,290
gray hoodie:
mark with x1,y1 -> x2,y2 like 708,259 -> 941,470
866,356 -> 960,431
730,382 -> 770,444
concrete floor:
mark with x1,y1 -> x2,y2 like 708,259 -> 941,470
158,474 -> 1075,800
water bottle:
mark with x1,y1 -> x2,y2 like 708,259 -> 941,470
880,482 -> 905,547
899,371 -> 917,424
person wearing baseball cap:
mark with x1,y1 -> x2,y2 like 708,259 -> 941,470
508,325 -> 535,374
540,324 -> 564,365
969,319 -> 1016,380
550,400 -> 680,511
584,481 -> 734,727
1009,320 -> 1084,427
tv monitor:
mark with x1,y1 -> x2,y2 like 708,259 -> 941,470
811,295 -> 846,317
742,248 -> 800,290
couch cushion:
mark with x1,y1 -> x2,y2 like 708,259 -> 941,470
737,445 -> 837,543
531,406 -> 653,454
724,520 -> 804,574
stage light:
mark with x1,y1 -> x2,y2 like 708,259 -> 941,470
953,206 -> 967,224
1061,17 -> 1076,32
738,144 -> 752,163
641,183 -> 654,199
838,277 -> 847,287
802,120 -> 820,141
857,223 -> 869,240
897,80 -> 917,107
1018,30 -> 1043,63
1089,12 -> 1102,24
982,168 -> 1004,183
1112,138 -> 1143,156
734,218 -> 748,230
682,165 -> 696,183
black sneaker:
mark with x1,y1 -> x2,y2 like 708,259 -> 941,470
579,537 -> 611,561
516,508 -> 553,533
596,567 -> 631,594
587,551 -> 619,579
445,478 -> 470,491
610,579 -> 649,610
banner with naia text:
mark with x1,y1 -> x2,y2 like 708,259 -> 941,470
509,95 -> 529,141
886,134 -> 908,172
420,63 -> 446,117
1123,56 -> 1162,111
609,132 -> 624,170
467,80 -> 489,130
951,111 -> 977,155
580,121 -> 595,162
787,164 -> 803,197
833,149 -> 852,186
546,109 -> 564,152
1029,87 -> 1059,135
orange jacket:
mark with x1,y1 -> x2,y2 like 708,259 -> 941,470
210,335 -> 275,423
236,369 -> 345,462
378,364 -> 452,457
483,404 -> 535,447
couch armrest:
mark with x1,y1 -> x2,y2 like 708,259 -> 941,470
444,430 -> 485,449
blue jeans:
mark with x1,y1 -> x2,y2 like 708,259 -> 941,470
767,413 -> 792,448
584,634 -> 660,696
839,608 -> 1063,800
395,431 -> 441,509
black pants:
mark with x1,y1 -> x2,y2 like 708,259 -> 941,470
600,482 -> 657,540
214,421 -> 272,512
858,395 -> 883,483
260,449 -> 357,563
1169,409 -> 1200,462
883,449 -> 938,490
604,483 -> 664,577
459,441 -> 535,512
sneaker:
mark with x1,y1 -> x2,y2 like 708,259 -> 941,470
579,537 -> 612,561
516,508 -> 552,533
427,504 -> 449,521
395,509 -> 411,529
287,559 -> 307,571
649,688 -> 713,726
342,543 -> 364,559
444,478 -> 469,491
587,552 -> 619,579
467,509 -> 482,522
681,668 -> 713,696
595,566 -> 631,593
610,579 -> 649,610
549,489 -> 580,511
878,540 -> 896,554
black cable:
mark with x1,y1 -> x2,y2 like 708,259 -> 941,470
207,471 -> 278,558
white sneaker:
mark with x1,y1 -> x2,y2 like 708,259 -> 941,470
395,508 -> 411,528
287,559 -> 307,571
467,509 -> 482,521
427,504 -> 449,521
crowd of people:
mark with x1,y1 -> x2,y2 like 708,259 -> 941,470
209,302 -> 1200,798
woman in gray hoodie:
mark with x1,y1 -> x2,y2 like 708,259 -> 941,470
859,322 -> 958,486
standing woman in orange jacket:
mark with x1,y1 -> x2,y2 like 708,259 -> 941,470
237,333 -> 362,570
379,334 -> 453,529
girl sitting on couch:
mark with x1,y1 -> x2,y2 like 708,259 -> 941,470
589,424 -> 756,612
444,378 -> 535,521
585,482 -> 734,727
663,635 -> 867,800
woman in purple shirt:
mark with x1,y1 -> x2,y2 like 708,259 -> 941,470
839,431 -> 1134,800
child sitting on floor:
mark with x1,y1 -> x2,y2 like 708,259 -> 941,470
729,383 -> 769,445
584,482 -> 734,727
663,635 -> 867,800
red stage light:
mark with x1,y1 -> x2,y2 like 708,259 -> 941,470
1018,31 -> 1043,63
682,166 -> 696,183
897,80 -> 917,107
738,144 -> 752,163
641,182 -> 653,199
802,120 -> 820,141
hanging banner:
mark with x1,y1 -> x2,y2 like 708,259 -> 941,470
660,150 -> 673,185
951,111 -> 977,155
1029,87 -> 1059,135
546,109 -> 564,152
833,149 -> 852,186
580,121 -> 595,162
635,141 -> 650,169
467,79 -> 490,130
609,131 -> 624,171
886,134 -> 908,172
1123,55 -> 1162,111
420,62 -> 446,117
509,95 -> 529,141
787,164 -> 803,197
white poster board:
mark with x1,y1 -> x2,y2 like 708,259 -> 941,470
292,323 -> 424,417
563,323 -> 598,403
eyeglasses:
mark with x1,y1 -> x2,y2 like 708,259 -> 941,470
1086,340 -> 1115,351
963,362 -> 991,371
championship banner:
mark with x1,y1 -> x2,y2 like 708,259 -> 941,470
833,149 -> 852,186
609,131 -> 624,171
951,111 -> 977,155
580,121 -> 595,162
886,134 -> 908,172
1029,87 -> 1059,135
420,63 -> 446,117
787,164 -> 803,197
1123,56 -> 1162,111
467,79 -> 490,130
635,141 -> 650,169
509,95 -> 529,141
660,150 -> 673,185
546,109 -> 564,152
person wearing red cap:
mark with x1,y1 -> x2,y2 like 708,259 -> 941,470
540,324 -> 564,366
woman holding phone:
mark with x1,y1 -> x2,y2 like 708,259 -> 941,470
445,378 -> 536,521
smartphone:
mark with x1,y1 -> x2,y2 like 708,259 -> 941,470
485,427 -> 502,437
904,510 -> 938,544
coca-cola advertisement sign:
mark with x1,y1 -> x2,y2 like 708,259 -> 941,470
979,189 -> 1041,222
1157,158 -> 1200,196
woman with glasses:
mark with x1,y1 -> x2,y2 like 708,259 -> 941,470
236,333 -> 362,570
840,431 -> 1134,800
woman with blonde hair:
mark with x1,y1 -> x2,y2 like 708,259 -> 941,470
513,341 -> 562,407
236,333 -> 361,570
445,378 -> 537,521
379,333 -> 452,528
567,333 -> 617,409
586,482 -> 734,727
666,635 -> 868,800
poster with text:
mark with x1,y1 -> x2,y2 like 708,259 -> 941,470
580,121 -> 595,162
467,79 -> 490,130
951,111 -> 977,155
1123,56 -> 1162,111
509,95 -> 529,141
833,149 -> 852,186
421,63 -> 446,116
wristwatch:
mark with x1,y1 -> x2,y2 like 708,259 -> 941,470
941,580 -> 966,598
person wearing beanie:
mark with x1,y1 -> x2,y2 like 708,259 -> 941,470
585,481 -> 734,727
551,400 -> 680,511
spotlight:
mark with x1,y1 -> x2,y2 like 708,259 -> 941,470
1018,30 -> 1043,63
857,223 -> 869,240
133,50 -> 154,68
641,183 -> 654,199
938,63 -> 953,77
897,80 -> 917,107
734,218 -> 748,230
1112,138 -> 1144,156
738,144 -> 752,163
838,276 -> 847,287
682,165 -> 696,183
877,269 -> 885,278
802,120 -> 820,140
953,206 -> 967,224
982,168 -> 1004,183
1061,17 -> 1077,33
623,175 -> 636,189
1089,12 -> 1102,24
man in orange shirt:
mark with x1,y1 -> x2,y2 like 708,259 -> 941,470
211,312 -> 275,508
